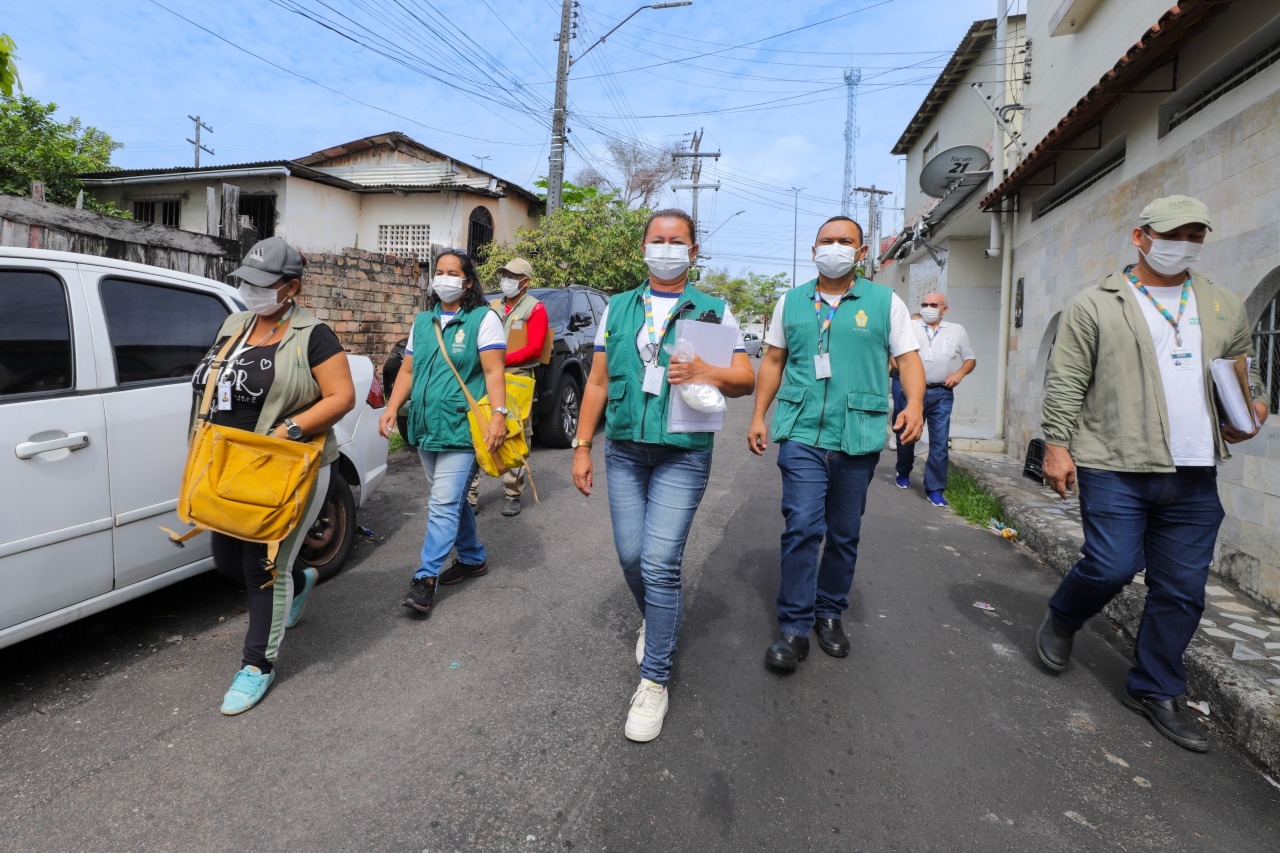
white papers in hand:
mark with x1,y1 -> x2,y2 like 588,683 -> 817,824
1211,356 -> 1260,432
668,319 -> 738,433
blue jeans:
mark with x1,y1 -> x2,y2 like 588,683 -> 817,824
605,439 -> 712,686
415,449 -> 485,578
775,440 -> 880,637
1048,466 -> 1224,700
893,379 -> 953,494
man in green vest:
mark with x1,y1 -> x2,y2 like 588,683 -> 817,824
467,257 -> 550,517
748,215 -> 926,672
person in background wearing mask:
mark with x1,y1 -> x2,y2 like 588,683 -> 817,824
467,257 -> 549,517
572,209 -> 756,743
1036,196 -> 1268,754
379,249 -> 509,615
891,292 -> 976,507
749,215 -> 925,673
193,236 -> 356,714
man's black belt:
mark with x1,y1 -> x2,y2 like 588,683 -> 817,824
926,383 -> 949,388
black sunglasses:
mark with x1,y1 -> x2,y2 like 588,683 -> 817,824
921,302 -> 943,308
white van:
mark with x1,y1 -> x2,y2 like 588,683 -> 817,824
0,248 -> 388,651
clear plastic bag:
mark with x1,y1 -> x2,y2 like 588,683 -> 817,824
665,338 -> 726,413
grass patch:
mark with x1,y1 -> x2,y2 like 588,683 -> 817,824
387,431 -> 407,454
944,467 -> 1005,528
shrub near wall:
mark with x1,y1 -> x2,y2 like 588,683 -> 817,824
298,248 -> 423,369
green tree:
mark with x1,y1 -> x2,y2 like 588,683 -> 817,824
477,186 -> 650,293
0,35 -> 20,97
699,268 -> 788,325
0,95 -> 126,215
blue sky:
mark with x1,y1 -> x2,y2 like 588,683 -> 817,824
7,0 -> 1013,277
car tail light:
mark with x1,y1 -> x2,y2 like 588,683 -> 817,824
366,374 -> 386,408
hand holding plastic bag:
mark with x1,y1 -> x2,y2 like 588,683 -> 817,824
665,337 -> 726,413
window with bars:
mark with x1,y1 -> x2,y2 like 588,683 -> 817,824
378,224 -> 431,260
133,199 -> 180,228
1254,293 -> 1280,415
467,206 -> 494,257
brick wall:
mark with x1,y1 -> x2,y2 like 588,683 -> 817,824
297,248 -> 424,368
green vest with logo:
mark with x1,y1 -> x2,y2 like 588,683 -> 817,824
770,278 -> 893,454
604,283 -> 727,450
408,306 -> 491,452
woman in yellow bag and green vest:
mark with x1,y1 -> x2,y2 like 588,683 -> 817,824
379,249 -> 509,615
192,237 -> 355,715
572,209 -> 756,742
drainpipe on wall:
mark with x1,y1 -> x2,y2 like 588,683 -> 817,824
994,208 -> 1014,442
990,0 -> 1011,446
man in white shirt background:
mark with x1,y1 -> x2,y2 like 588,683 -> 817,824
891,292 -> 976,507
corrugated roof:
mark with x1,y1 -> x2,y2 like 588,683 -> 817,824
981,0 -> 1233,210
891,18 -> 998,156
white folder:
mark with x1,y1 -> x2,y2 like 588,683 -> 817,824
1210,356 -> 1260,432
667,319 -> 739,433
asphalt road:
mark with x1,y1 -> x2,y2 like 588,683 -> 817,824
3,396 -> 1279,852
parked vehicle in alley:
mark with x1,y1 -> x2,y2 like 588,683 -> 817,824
742,331 -> 763,358
0,248 -> 388,651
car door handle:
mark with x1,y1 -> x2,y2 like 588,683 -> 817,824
16,432 -> 91,459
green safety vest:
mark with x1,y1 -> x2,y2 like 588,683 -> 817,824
407,305 -> 492,452
770,277 -> 893,455
604,283 -> 727,450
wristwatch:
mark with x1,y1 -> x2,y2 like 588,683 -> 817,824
571,437 -> 593,450
283,417 -> 305,441
494,406 -> 511,417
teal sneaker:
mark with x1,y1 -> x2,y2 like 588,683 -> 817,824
219,665 -> 276,715
286,567 -> 319,629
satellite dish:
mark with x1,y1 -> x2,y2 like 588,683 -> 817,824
919,145 -> 992,198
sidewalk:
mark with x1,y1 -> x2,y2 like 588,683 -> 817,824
951,449 -> 1280,778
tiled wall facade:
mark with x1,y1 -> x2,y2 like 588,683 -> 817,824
1008,87 -> 1280,609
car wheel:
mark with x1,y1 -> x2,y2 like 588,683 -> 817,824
539,373 -> 581,448
299,470 -> 357,581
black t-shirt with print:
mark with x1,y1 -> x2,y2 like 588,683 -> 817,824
192,324 -> 344,433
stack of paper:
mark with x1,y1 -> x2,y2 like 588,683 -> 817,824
668,319 -> 739,433
1210,356 -> 1260,432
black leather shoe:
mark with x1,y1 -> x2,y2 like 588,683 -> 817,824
765,634 -> 809,672
1122,690 -> 1209,752
813,618 -> 850,658
1036,609 -> 1074,671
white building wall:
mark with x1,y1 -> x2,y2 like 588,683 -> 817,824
275,177 -> 361,254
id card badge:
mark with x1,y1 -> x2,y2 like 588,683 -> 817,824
922,347 -> 934,363
216,378 -> 233,411
814,353 -> 832,380
512,320 -> 524,330
643,364 -> 666,395
1171,351 -> 1195,371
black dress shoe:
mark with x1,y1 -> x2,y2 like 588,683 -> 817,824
813,618 -> 850,658
765,634 -> 809,672
1121,690 -> 1209,752
1036,609 -> 1074,671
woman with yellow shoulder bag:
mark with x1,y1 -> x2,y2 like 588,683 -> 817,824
379,249 -> 509,616
191,237 -> 355,715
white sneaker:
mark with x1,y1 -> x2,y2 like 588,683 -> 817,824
635,619 -> 645,666
624,678 -> 668,742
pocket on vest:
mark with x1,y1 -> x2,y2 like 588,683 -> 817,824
606,379 -> 633,435
842,391 -> 890,455
770,384 -> 807,440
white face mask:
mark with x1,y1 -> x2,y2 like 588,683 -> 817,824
813,244 -> 858,278
500,277 -> 523,299
919,307 -> 942,324
239,282 -> 285,316
644,243 -> 691,280
1141,238 -> 1201,276
432,275 -> 465,304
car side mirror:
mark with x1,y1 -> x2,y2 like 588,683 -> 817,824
568,312 -> 593,331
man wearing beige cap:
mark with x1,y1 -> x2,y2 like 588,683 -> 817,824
465,258 -> 550,518
1034,195 -> 1268,753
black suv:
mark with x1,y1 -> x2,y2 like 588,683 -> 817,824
382,284 -> 608,448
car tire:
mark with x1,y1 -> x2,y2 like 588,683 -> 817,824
538,373 -> 581,448
299,469 -> 357,582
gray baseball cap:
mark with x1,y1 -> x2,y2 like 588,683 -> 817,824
231,236 -> 305,287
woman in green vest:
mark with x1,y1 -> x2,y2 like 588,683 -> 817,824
379,249 -> 509,615
572,209 -> 756,743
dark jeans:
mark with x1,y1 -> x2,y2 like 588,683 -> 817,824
775,440 -> 879,637
893,378 -> 953,493
1048,466 -> 1224,700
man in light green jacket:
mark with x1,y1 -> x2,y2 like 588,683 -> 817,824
1035,196 -> 1269,754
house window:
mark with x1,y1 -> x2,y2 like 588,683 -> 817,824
378,224 -> 431,260
133,199 -> 180,228
467,207 -> 495,257
1254,292 -> 1280,415
923,133 -> 940,165
1032,139 -> 1126,219
238,195 -> 276,238
1163,33 -> 1280,135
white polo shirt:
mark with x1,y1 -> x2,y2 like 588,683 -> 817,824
911,320 -> 974,385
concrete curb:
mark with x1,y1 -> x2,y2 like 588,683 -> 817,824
953,453 -> 1280,777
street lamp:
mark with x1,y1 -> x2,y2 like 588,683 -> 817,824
696,210 -> 745,264
546,1 -> 693,214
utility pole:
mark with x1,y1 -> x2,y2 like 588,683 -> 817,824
852,184 -> 891,274
671,128 -> 720,236
790,186 -> 805,287
187,115 -> 214,168
841,69 -> 860,217
546,0 -> 576,214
